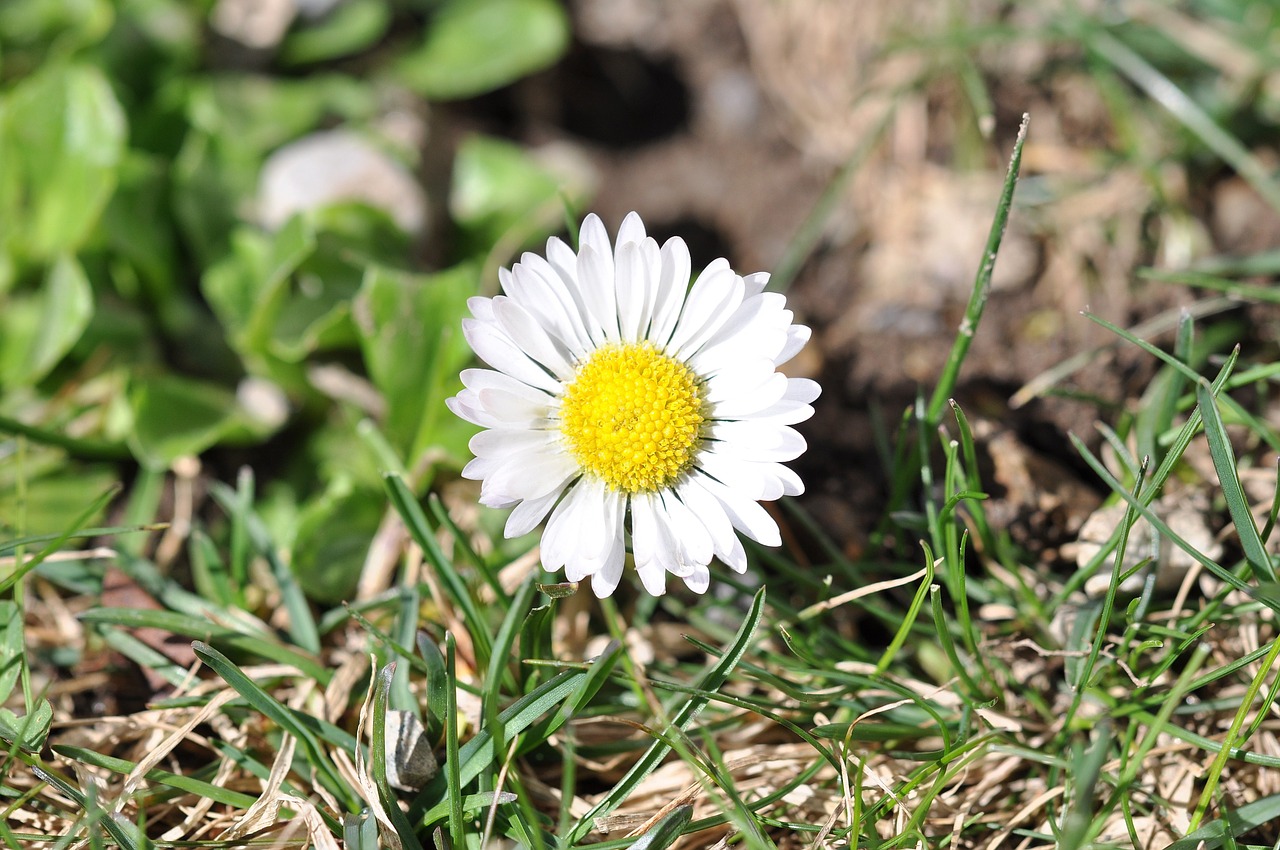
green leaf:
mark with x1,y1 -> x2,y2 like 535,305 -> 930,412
0,0 -> 113,51
0,465 -> 117,537
82,607 -> 329,683
355,265 -> 476,459
414,668 -> 587,825
0,602 -> 23,705
51,745 -> 258,808
291,483 -> 384,604
1196,380 -> 1276,582
1165,792 -> 1280,849
395,0 -> 569,100
0,699 -> 53,752
281,0 -> 391,65
0,254 -> 94,388
450,135 -> 579,252
193,641 -> 356,809
127,375 -> 238,468
631,804 -> 694,850
0,63 -> 126,261
201,216 -> 317,357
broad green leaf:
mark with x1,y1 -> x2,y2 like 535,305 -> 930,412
201,217 -> 316,356
127,375 -> 238,468
0,0 -> 113,52
0,64 -> 126,261
450,134 -> 582,252
0,255 -> 94,388
395,0 -> 569,100
0,465 -> 117,538
355,265 -> 476,459
0,699 -> 53,752
291,483 -> 383,604
281,0 -> 391,65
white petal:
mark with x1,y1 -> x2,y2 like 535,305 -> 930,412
682,564 -> 710,593
689,293 -> 789,373
578,213 -> 615,281
505,489 -> 562,537
630,493 -> 669,596
667,260 -> 741,358
475,387 -> 552,426
707,371 -> 788,416
590,548 -> 625,597
615,241 -> 649,343
694,473 -> 782,547
696,452 -> 799,500
463,320 -> 560,394
776,324 -> 812,366
446,393 -> 501,428
567,489 -> 626,584
470,427 -> 556,458
707,421 -> 807,462
615,211 -> 647,249
648,237 -> 691,347
510,259 -> 594,356
541,480 -> 597,570
467,296 -> 496,322
482,451 -> 577,503
660,490 -> 713,570
577,243 -> 620,341
720,533 -> 748,573
493,298 -> 575,378
676,477 -> 738,566
741,272 -> 770,296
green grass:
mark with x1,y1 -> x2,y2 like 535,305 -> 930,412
6,1 -> 1280,848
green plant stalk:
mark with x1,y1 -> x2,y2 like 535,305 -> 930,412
445,633 -> 464,847
924,113 -> 1029,424
928,585 -> 984,700
1189,636 -> 1280,830
875,552 -> 935,675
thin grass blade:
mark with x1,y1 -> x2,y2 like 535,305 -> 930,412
1196,380 -> 1276,582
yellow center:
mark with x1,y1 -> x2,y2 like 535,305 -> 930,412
559,342 -> 705,493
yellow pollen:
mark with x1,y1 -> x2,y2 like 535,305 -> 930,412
559,342 -> 705,493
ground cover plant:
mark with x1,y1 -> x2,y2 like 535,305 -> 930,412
3,0 -> 1280,847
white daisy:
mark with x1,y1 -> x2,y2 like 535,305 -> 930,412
447,212 -> 819,597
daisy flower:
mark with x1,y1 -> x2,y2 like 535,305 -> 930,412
447,212 -> 819,597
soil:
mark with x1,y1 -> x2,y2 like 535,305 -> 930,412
443,0 -> 1280,565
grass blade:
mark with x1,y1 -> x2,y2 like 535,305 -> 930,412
925,113 -> 1029,424
1196,380 -> 1276,582
564,588 -> 767,845
192,641 -> 355,813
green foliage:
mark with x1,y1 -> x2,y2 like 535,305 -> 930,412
0,0 -> 579,599
395,0 -> 570,100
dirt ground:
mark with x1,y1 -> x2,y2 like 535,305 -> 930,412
441,0 -> 1280,567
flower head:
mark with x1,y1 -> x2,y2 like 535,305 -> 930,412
447,212 -> 819,597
